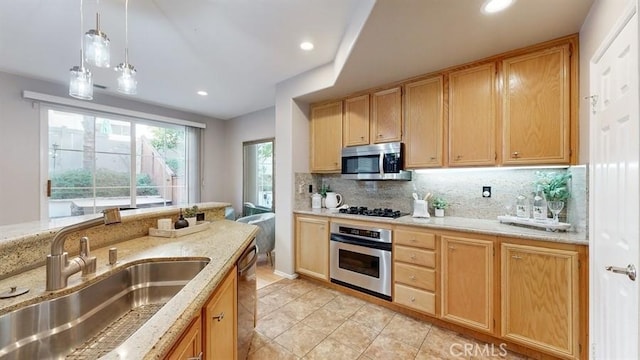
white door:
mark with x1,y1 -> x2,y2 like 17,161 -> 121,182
590,4 -> 639,359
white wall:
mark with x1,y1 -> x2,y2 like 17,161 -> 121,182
0,71 -> 226,225
223,107 -> 276,215
579,0 -> 635,164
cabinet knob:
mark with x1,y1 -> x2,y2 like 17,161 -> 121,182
410,297 -> 416,302
430,157 -> 436,160
410,275 -> 416,280
213,312 -> 225,322
360,136 -> 364,139
456,155 -> 463,160
378,134 -> 383,137
512,151 -> 520,158
410,254 -> 416,260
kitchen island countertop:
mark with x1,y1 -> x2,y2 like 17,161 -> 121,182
0,219 -> 258,359
294,208 -> 588,246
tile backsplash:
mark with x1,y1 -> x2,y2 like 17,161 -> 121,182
295,165 -> 587,234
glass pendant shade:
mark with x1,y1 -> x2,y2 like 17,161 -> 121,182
69,66 -> 94,100
116,63 -> 137,94
84,30 -> 110,68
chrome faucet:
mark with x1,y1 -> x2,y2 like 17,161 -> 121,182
46,208 -> 121,291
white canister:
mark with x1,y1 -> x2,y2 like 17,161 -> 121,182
311,193 -> 322,209
157,218 -> 172,230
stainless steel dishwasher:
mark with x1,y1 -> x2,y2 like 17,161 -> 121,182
237,240 -> 257,360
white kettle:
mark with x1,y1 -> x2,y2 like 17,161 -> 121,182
324,192 -> 343,208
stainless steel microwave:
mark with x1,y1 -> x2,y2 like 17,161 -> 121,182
341,142 -> 412,181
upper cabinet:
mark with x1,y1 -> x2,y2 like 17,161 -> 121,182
343,94 -> 370,146
310,101 -> 343,173
502,45 -> 571,165
448,63 -> 497,166
371,87 -> 403,143
404,76 -> 444,168
309,35 -> 578,171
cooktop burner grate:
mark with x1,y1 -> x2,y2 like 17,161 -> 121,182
338,206 -> 406,218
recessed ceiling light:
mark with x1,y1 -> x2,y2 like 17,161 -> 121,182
482,0 -> 515,14
197,90 -> 208,96
300,41 -> 314,51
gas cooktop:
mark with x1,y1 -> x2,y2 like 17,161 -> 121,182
338,206 -> 406,219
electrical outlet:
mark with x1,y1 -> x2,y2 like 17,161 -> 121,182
298,184 -> 304,194
482,186 -> 492,198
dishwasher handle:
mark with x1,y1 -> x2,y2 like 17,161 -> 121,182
239,244 -> 258,276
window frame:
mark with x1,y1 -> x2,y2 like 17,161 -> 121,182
40,103 -> 201,220
242,137 -> 275,215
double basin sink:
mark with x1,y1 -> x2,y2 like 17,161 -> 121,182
0,258 -> 210,359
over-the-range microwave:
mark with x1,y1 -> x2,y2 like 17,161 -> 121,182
341,142 -> 412,181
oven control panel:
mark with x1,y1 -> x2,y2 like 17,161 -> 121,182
330,222 -> 392,243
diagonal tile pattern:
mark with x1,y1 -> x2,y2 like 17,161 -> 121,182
249,275 -> 531,360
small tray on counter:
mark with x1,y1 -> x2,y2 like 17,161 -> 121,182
149,221 -> 211,238
497,216 -> 571,232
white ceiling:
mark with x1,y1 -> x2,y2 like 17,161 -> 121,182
0,0 -> 594,120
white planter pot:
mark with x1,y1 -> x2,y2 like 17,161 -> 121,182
435,208 -> 445,217
186,217 -> 197,226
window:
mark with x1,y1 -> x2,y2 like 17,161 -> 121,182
45,107 -> 200,219
243,139 -> 274,216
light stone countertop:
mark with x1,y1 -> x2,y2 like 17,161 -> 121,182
294,209 -> 588,246
0,219 -> 258,359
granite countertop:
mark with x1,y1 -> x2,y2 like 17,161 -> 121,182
294,208 -> 588,245
0,219 -> 258,359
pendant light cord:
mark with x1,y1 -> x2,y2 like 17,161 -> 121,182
80,0 -> 85,68
124,0 -> 129,64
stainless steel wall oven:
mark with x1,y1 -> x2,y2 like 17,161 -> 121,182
329,222 -> 392,301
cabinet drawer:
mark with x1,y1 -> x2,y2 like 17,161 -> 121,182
394,283 -> 435,315
395,246 -> 435,267
394,262 -> 435,291
395,229 -> 435,249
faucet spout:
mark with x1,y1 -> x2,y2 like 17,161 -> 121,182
46,208 -> 121,291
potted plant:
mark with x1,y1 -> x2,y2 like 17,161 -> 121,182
432,197 -> 448,217
319,184 -> 331,208
183,205 -> 199,226
535,171 -> 572,223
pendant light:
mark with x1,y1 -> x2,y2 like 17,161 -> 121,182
69,0 -> 93,100
115,0 -> 137,95
84,0 -> 110,68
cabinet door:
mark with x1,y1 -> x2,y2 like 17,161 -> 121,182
343,95 -> 370,146
441,236 -> 494,333
371,87 -> 402,143
205,268 -> 237,360
295,216 -> 329,281
448,63 -> 496,166
502,45 -> 571,165
501,243 -> 579,359
310,101 -> 343,172
404,76 -> 444,168
166,315 -> 202,360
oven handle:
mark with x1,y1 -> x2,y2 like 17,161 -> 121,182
330,234 -> 392,252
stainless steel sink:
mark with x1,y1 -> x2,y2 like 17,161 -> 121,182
0,258 -> 209,359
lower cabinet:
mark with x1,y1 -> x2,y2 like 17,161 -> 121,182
295,215 -> 330,281
501,242 -> 579,359
165,266 -> 238,360
166,315 -> 202,360
392,227 -> 437,315
205,267 -> 238,360
441,234 -> 494,333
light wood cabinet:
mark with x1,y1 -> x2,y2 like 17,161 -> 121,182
295,215 -> 329,281
205,267 -> 238,360
166,316 -> 202,360
502,45 -> 571,165
343,94 -> 370,146
371,87 -> 402,143
310,101 -> 343,172
404,76 -> 444,168
448,63 -> 497,166
501,243 -> 579,359
441,234 -> 494,333
393,227 -> 437,315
